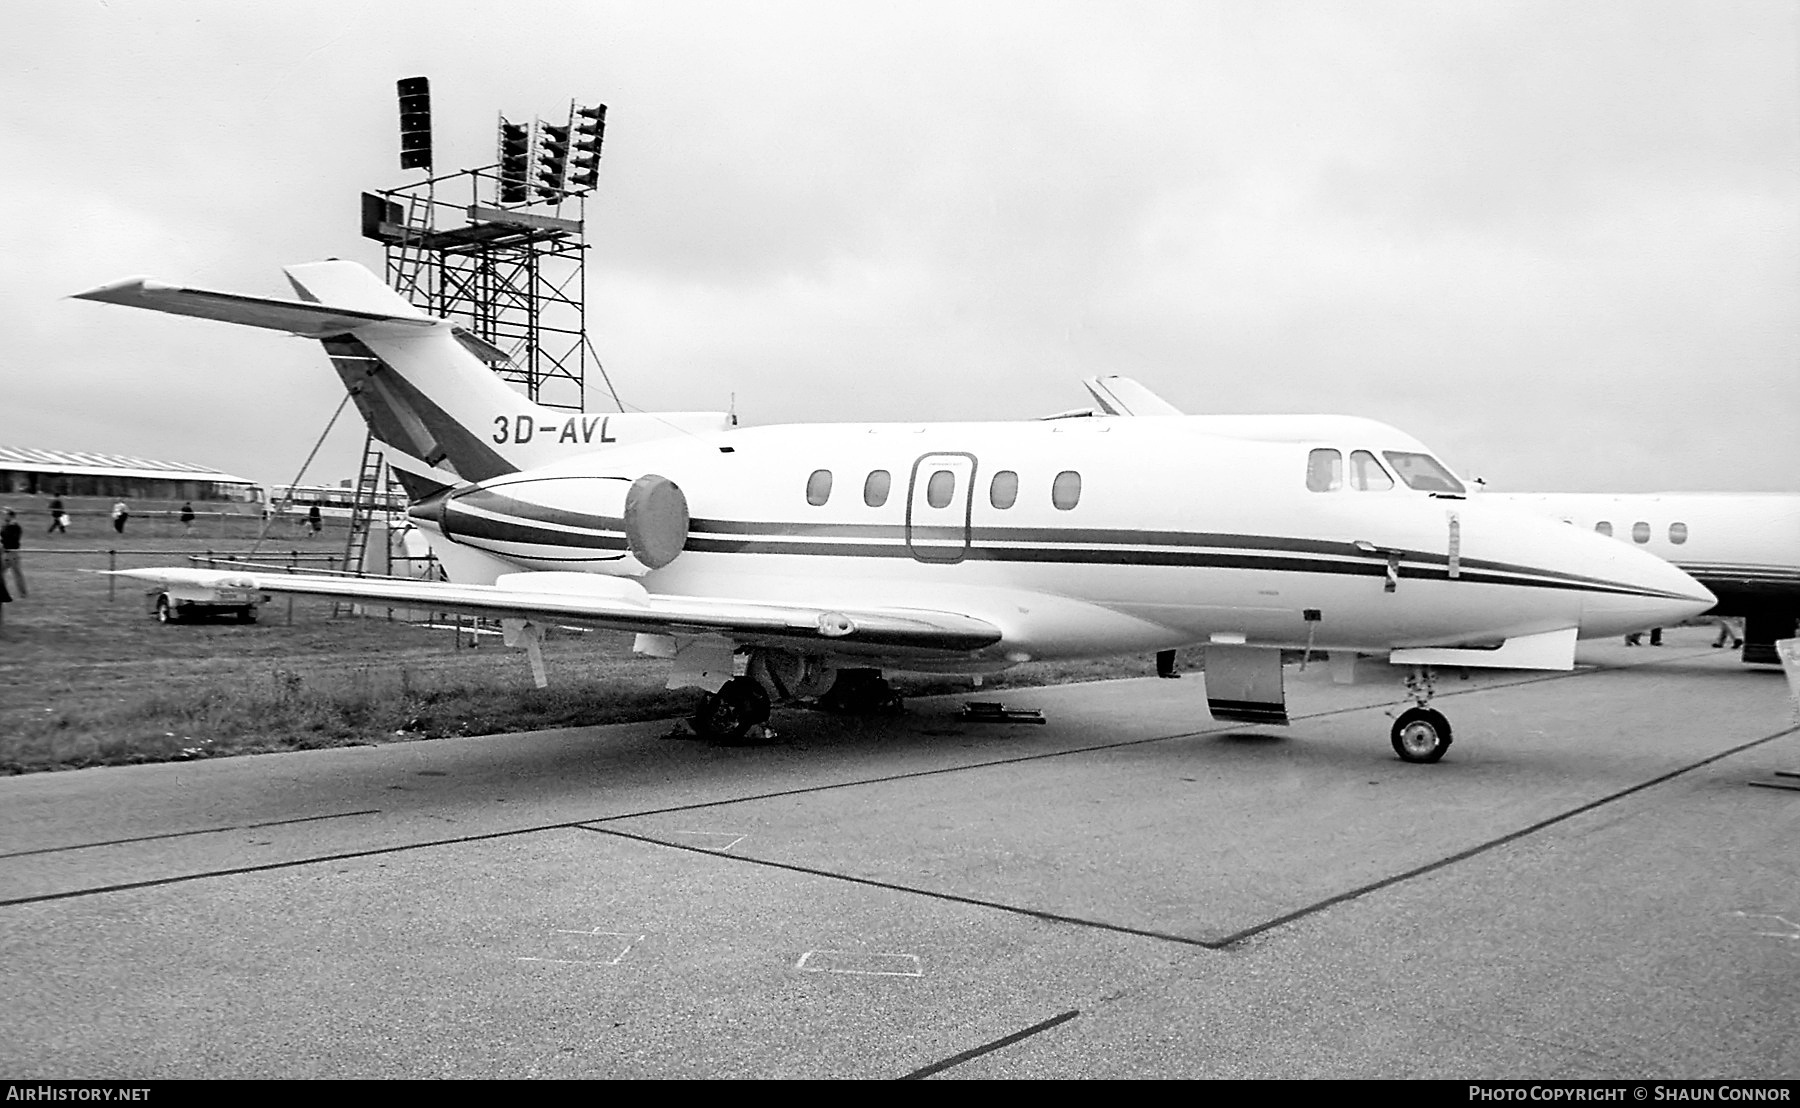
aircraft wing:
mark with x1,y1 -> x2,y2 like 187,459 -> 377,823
1082,375 -> 1185,417
111,568 -> 1003,656
71,278 -> 439,338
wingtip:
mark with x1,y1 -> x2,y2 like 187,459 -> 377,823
70,277 -> 172,302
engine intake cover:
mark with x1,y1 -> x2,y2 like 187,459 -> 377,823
623,474 -> 688,570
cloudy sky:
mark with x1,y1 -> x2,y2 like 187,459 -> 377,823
4,0 -> 1795,492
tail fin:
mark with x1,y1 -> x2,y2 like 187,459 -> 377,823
1082,375 -> 1185,417
75,261 -> 732,501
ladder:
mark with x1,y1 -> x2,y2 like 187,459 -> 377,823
385,187 -> 438,311
333,432 -> 388,617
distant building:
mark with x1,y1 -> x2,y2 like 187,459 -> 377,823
0,447 -> 262,505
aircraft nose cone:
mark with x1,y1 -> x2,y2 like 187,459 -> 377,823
1577,541 -> 1716,639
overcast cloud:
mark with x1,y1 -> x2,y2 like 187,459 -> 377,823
2,0 -> 1794,492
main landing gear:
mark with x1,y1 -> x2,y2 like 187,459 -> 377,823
815,668 -> 899,715
688,664 -> 900,744
1391,667 -> 1453,764
689,677 -> 771,744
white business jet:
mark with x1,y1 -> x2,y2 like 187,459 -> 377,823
75,264 -> 1713,762
1081,378 -> 1800,667
1475,492 -> 1800,664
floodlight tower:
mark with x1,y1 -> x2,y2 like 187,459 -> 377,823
340,78 -> 617,583
363,82 -> 612,411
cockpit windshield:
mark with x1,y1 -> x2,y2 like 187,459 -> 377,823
1380,452 -> 1466,495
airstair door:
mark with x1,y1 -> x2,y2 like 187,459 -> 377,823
906,453 -> 976,563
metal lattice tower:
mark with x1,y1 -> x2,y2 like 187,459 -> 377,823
339,87 -> 615,585
365,170 -> 595,411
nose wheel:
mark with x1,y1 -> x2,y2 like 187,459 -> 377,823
1391,706 -> 1452,763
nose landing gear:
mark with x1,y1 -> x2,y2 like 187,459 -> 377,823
1391,706 -> 1453,763
1391,667 -> 1453,763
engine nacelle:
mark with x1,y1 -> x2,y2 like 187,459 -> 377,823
423,472 -> 689,577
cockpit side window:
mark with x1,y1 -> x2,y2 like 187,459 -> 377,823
1348,450 -> 1394,491
1306,448 -> 1343,492
1379,451 -> 1466,494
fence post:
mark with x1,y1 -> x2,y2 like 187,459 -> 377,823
108,549 -> 116,601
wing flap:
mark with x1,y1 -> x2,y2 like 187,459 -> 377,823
109,568 -> 1002,655
71,278 -> 439,338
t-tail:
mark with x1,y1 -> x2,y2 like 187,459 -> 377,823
73,260 -> 732,502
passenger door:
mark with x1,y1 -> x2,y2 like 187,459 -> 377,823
906,453 -> 976,563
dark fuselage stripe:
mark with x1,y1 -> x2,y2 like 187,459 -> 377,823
445,501 -> 1688,599
440,514 -> 1690,600
677,537 -> 1682,598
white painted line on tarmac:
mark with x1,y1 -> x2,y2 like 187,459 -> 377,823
1733,911 -> 1800,941
658,830 -> 748,851
516,928 -> 645,967
795,950 -> 923,976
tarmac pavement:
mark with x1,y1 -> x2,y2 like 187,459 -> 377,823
2,625 -> 1795,1079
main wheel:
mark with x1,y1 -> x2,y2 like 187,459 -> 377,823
818,669 -> 897,714
155,595 -> 180,624
1391,707 -> 1452,764
691,677 -> 772,743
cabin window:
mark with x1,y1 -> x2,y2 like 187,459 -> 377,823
1379,452 -> 1466,494
1348,450 -> 1394,491
1669,522 -> 1688,545
1595,521 -> 1613,537
863,470 -> 890,507
806,469 -> 833,506
1306,448 -> 1343,492
1052,470 -> 1082,510
990,470 -> 1019,509
926,469 -> 956,509
1632,521 -> 1651,544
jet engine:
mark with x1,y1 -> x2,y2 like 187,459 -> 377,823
419,472 -> 689,577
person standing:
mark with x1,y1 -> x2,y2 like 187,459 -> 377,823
1,509 -> 24,599
306,504 -> 322,538
111,500 -> 130,535
179,501 -> 196,531
46,496 -> 66,534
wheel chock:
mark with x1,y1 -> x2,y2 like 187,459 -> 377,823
1748,770 -> 1800,792
958,701 -> 1046,724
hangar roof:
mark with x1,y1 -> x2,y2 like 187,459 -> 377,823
0,446 -> 255,485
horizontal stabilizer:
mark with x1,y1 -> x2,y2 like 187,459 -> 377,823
1389,626 -> 1579,671
1204,643 -> 1290,726
106,568 -> 1003,656
71,278 -> 439,338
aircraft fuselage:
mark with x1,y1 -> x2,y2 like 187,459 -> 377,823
410,417 -> 1713,670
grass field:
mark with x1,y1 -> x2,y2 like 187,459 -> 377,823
0,522 -> 1196,774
